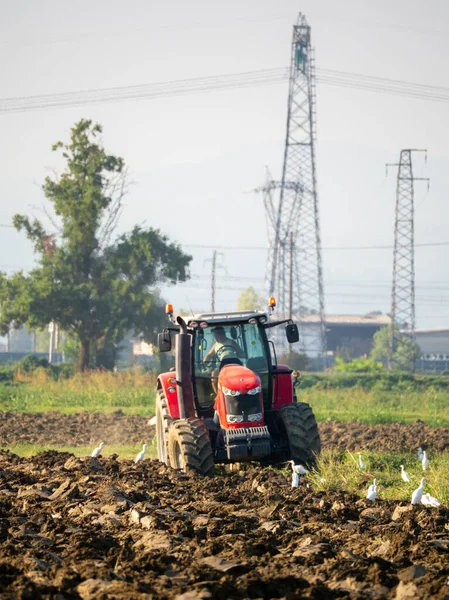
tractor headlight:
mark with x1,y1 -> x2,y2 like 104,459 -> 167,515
222,386 -> 240,396
227,414 -> 244,423
248,412 -> 263,422
247,385 -> 261,395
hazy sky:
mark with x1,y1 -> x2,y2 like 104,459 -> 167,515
1,0 -> 449,330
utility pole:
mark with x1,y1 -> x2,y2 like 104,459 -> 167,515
211,250 -> 217,312
386,149 -> 429,371
204,251 -> 225,312
253,13 -> 326,365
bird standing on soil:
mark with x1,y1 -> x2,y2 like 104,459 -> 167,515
421,451 -> 429,471
417,447 -> 424,461
421,493 -> 440,507
289,461 -> 309,488
91,442 -> 104,458
400,465 -> 411,483
358,453 -> 366,470
411,478 -> 426,505
366,478 -> 377,502
135,443 -> 147,464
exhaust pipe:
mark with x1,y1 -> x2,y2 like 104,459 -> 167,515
175,316 -> 195,419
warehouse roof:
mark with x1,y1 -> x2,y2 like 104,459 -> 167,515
296,314 -> 391,326
404,328 -> 449,335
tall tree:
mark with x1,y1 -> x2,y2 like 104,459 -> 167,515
0,119 -> 191,370
370,325 -> 421,369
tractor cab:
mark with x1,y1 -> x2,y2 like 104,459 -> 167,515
192,315 -> 271,413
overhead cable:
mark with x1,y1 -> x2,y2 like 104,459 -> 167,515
2,67 -> 449,113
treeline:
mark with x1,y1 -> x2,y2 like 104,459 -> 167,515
299,372 -> 449,391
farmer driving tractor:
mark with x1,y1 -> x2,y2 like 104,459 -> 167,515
203,326 -> 245,363
203,326 -> 246,393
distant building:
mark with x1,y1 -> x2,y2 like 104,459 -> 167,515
401,328 -> 449,371
132,340 -> 154,356
296,314 -> 391,359
409,328 -> 449,360
8,327 -> 33,353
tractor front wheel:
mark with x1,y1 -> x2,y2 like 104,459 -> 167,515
155,389 -> 172,466
279,402 -> 321,468
168,418 -> 215,476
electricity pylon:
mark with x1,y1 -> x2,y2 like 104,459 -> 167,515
386,149 -> 429,371
259,13 -> 326,363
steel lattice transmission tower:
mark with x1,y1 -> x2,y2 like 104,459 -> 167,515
264,13 -> 326,361
386,149 -> 429,371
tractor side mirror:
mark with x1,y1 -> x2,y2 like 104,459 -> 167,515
286,323 -> 299,344
158,329 -> 172,353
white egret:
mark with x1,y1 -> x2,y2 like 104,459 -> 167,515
290,461 -> 309,475
366,478 -> 377,502
421,493 -> 440,507
417,447 -> 424,461
422,451 -> 429,471
358,453 -> 366,470
411,478 -> 426,505
91,442 -> 104,458
290,461 -> 308,488
135,443 -> 147,464
400,465 -> 411,483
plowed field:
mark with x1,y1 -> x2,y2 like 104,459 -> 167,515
1,410 -> 449,453
0,451 -> 448,599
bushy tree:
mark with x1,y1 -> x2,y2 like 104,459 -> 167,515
371,325 -> 421,370
0,120 -> 191,370
334,356 -> 383,373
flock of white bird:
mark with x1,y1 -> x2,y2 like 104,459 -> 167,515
90,442 -> 147,464
290,445 -> 441,507
90,441 -> 441,507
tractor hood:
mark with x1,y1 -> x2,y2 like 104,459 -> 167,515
218,365 -> 261,394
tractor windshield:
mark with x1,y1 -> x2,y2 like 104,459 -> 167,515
193,322 -> 270,409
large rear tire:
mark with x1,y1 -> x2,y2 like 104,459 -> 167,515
168,418 -> 215,476
156,389 -> 172,466
279,402 -> 321,468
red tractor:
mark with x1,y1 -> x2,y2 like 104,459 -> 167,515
155,300 -> 320,475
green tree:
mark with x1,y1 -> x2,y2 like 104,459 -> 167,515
0,119 -> 191,370
370,325 -> 421,370
236,286 -> 264,311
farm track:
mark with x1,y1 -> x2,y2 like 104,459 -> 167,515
1,410 -> 449,452
0,450 -> 448,599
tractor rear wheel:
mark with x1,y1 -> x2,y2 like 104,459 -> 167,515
168,418 -> 215,476
279,402 -> 321,468
155,389 -> 172,466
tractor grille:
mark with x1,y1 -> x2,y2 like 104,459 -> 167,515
224,393 -> 262,423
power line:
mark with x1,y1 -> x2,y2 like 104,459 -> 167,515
1,223 -> 449,251
184,241 -> 449,251
2,67 -> 449,113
